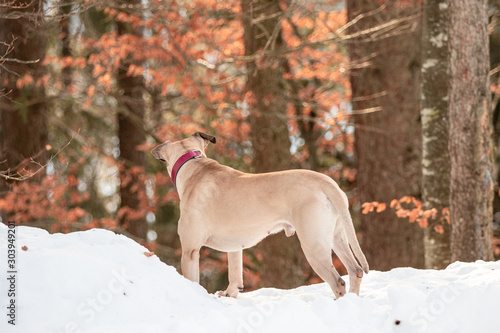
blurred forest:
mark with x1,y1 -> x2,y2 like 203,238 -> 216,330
1,0 -> 500,293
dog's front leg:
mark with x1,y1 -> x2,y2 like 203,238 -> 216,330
216,250 -> 243,298
181,248 -> 200,283
179,221 -> 204,283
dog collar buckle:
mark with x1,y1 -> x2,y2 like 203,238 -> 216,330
171,150 -> 204,188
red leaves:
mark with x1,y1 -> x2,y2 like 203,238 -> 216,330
126,64 -> 145,77
15,74 -> 33,89
362,196 -> 448,231
377,203 -> 387,213
361,201 -> 386,214
0,179 -> 90,224
434,225 -> 445,235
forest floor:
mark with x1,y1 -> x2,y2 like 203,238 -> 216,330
1,223 -> 499,333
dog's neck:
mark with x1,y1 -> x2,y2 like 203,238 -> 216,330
170,150 -> 205,188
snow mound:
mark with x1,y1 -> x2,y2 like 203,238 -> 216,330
1,224 -> 500,333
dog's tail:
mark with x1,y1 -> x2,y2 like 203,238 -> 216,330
340,207 -> 370,274
322,176 -> 369,274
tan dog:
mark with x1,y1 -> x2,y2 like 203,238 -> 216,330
152,132 -> 369,299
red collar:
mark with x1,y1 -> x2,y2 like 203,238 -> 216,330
171,150 -> 204,187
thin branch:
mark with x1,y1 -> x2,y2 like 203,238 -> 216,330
335,3 -> 388,36
260,0 -> 296,54
0,0 -> 35,9
1,58 -> 40,64
490,64 -> 500,77
0,135 -> 75,182
222,13 -> 420,64
351,91 -> 388,102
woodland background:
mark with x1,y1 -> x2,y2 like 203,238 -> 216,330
1,0 -> 500,293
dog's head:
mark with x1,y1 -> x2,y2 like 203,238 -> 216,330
151,132 -> 216,170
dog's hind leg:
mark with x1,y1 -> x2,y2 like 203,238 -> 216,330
297,230 -> 346,299
216,250 -> 243,298
333,230 -> 364,295
303,244 -> 346,299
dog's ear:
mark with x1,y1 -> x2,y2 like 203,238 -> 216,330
151,141 -> 170,162
193,132 -> 216,144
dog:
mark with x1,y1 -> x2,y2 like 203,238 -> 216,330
151,132 -> 369,299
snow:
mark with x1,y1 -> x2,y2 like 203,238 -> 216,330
429,33 -> 448,48
422,59 -> 438,70
1,224 -> 500,333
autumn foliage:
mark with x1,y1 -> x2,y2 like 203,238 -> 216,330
361,196 -> 451,234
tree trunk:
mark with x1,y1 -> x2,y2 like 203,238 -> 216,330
60,1 -> 72,89
490,0 -> 500,248
116,2 -> 147,240
283,61 -> 320,170
0,2 -> 48,186
242,0 -> 307,288
420,0 -> 451,269
347,1 -> 425,270
448,0 -> 494,262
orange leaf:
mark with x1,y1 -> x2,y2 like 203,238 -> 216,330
409,209 -> 419,223
361,203 -> 371,215
361,202 -> 374,214
400,196 -> 413,204
376,203 -> 387,213
441,207 -> 451,224
88,85 -> 95,98
418,218 -> 428,228
434,225 -> 444,234
396,209 -> 409,218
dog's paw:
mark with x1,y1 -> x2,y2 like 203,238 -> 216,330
216,285 -> 241,298
215,290 -> 230,297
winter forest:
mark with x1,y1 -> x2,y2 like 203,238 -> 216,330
1,0 -> 500,298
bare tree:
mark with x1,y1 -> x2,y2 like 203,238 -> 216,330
116,0 -> 147,239
420,0 -> 451,269
242,0 -> 307,288
347,0 -> 425,270
448,0 -> 494,261
0,1 -> 48,188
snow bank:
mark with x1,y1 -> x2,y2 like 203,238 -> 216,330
1,224 -> 499,333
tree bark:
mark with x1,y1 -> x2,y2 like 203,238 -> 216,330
242,0 -> 307,288
0,2 -> 48,185
448,0 -> 494,262
116,1 -> 147,240
347,1 -> 425,270
420,0 -> 451,269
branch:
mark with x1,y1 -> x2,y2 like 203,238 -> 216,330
0,134 -> 75,182
490,64 -> 500,77
0,0 -> 35,9
0,0 -> 102,20
220,5 -> 420,64
1,58 -> 40,64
